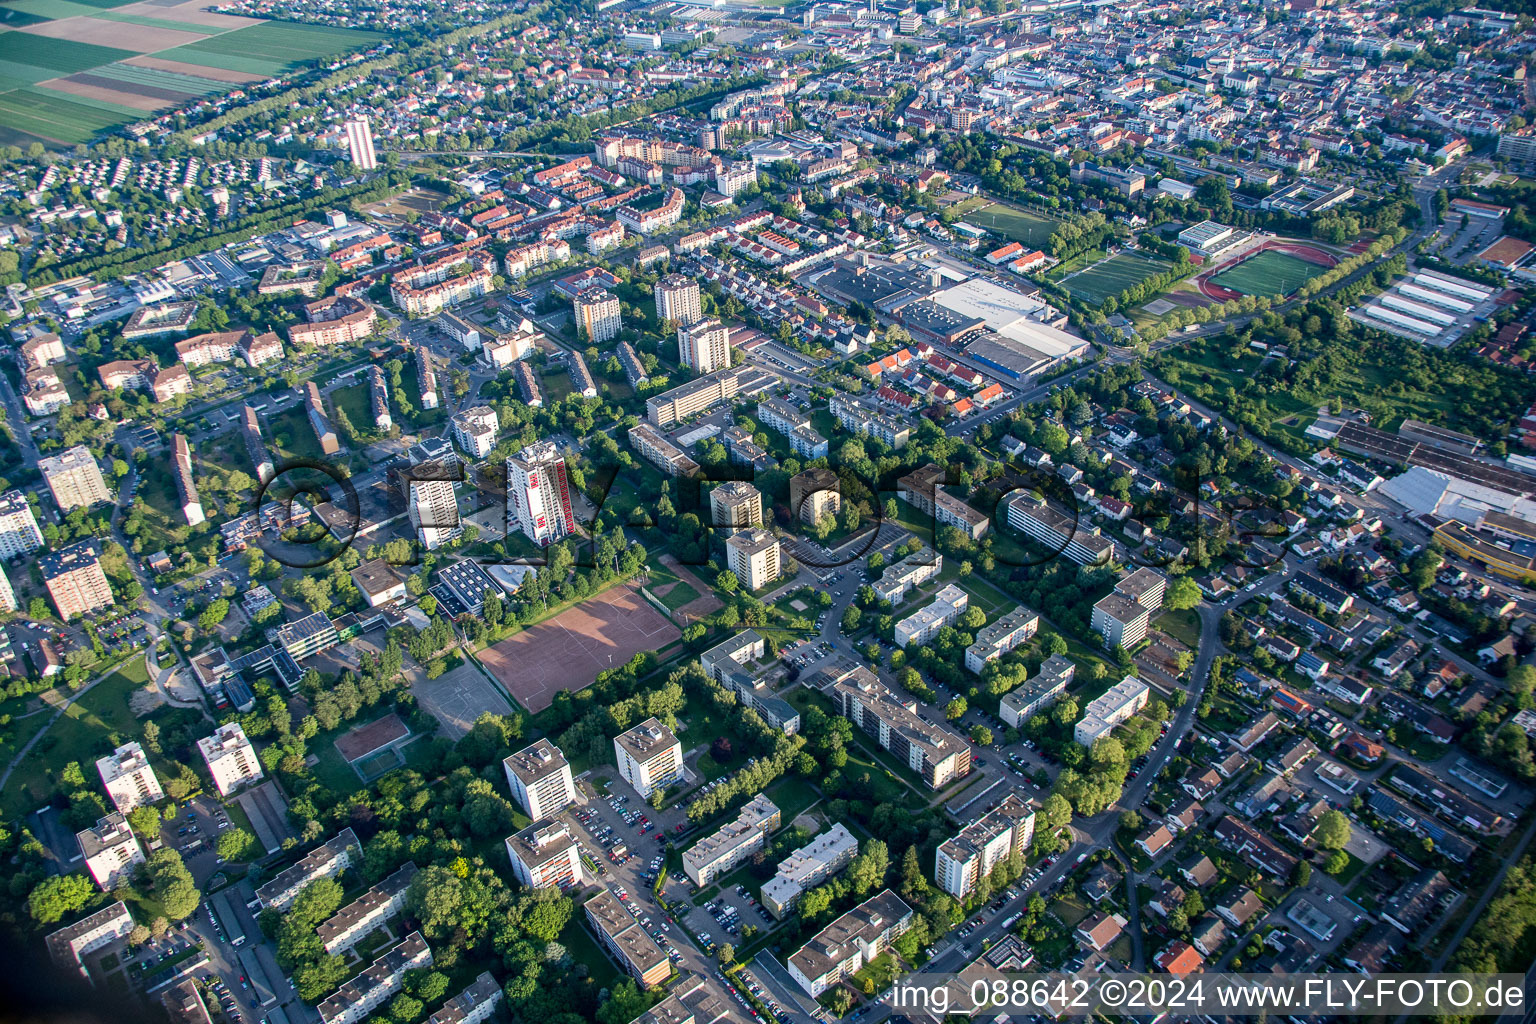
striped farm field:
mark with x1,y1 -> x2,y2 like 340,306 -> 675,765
158,22 -> 383,77
0,0 -> 385,145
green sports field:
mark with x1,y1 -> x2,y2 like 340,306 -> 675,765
1061,251 -> 1174,304
963,202 -> 1061,247
1208,249 -> 1327,297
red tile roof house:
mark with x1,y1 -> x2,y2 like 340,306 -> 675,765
1155,940 -> 1205,975
1075,912 -> 1126,951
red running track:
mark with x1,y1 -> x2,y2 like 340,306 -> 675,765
1194,239 -> 1340,302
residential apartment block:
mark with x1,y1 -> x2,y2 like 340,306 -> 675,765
872,548 -> 942,604
789,468 -> 841,525
831,667 -> 971,789
96,741 -> 164,813
709,480 -> 764,533
317,863 -> 419,955
614,717 -> 684,798
654,274 -> 702,326
895,584 -> 969,648
451,406 -> 499,459
935,793 -> 1035,898
317,932 -> 433,1024
506,441 -> 577,546
725,528 -> 781,591
683,794 -> 781,886
762,824 -> 858,919
46,901 -> 134,982
628,424 -> 700,478
573,289 -> 622,344
256,828 -> 362,911
502,740 -> 577,821
788,890 -> 913,997
678,318 -> 731,374
1000,654 -> 1076,727
39,445 -> 110,511
584,890 -> 671,988
1075,676 -> 1150,746
1004,492 -> 1112,566
425,973 -> 502,1024
506,818 -> 586,890
78,813 -> 145,890
965,605 -> 1040,674
197,722 -> 264,797
41,540 -> 114,621
0,490 -> 44,558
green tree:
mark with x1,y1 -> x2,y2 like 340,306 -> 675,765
1315,809 -> 1352,851
1163,574 -> 1201,610
28,874 -> 96,923
216,828 -> 257,861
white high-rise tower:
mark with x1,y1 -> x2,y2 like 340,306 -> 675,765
345,117 -> 378,171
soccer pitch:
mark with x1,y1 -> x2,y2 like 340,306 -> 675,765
962,202 -> 1061,246
1209,249 -> 1327,297
1061,252 -> 1173,304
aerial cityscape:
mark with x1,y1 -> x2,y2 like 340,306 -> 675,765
2,0 -> 1536,1019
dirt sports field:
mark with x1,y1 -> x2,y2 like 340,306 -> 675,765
478,584 -> 681,712
334,712 -> 409,763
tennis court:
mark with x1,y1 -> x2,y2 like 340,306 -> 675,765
1208,248 -> 1329,297
1061,251 -> 1173,304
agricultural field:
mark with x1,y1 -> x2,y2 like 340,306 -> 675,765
1060,251 -> 1174,304
0,0 -> 383,145
962,201 -> 1061,247
1207,249 -> 1328,298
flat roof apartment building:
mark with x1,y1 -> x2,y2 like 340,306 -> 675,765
628,424 -> 700,478
646,365 -> 771,428
46,901 -> 134,982
965,605 -> 1040,673
936,792 -> 1035,898
897,464 -> 990,540
873,548 -> 942,604
788,890 -> 913,997
41,540 -> 114,621
1075,676 -> 1149,746
316,863 -> 418,955
709,481 -> 764,532
255,828 -> 362,911
78,813 -> 145,890
725,528 -> 781,591
197,722 -> 265,797
96,741 -> 164,813
1004,492 -> 1112,566
789,468 -> 841,525
425,973 -> 502,1024
584,890 -> 671,988
895,584 -> 968,648
833,668 -> 971,789
614,718 -> 684,798
683,794 -> 781,886
0,489 -> 44,557
317,932 -> 433,1024
502,740 -> 577,821
1000,653 -> 1076,727
39,445 -> 110,511
506,818 -> 586,890
762,824 -> 859,919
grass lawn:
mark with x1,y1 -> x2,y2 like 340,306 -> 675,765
764,775 -> 821,824
961,202 -> 1061,247
1061,252 -> 1174,304
4,655 -> 169,817
329,382 -> 381,442
1154,608 -> 1202,648
564,915 -> 623,991
267,404 -> 330,462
